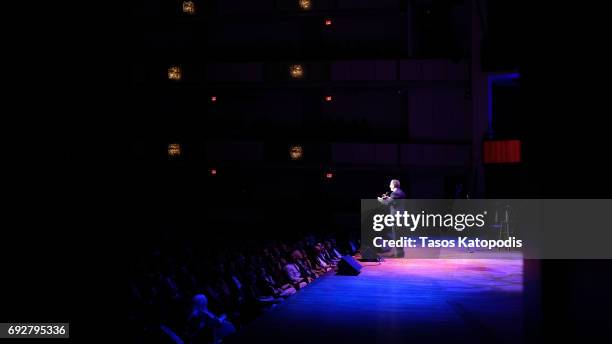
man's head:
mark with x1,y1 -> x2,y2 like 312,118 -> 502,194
193,294 -> 208,311
389,179 -> 400,191
291,249 -> 303,261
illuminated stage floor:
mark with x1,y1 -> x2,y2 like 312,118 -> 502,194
231,258 -> 523,344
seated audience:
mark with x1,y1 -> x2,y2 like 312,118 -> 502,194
129,233 -> 352,343
186,294 -> 236,343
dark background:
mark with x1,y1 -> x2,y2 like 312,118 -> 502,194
3,0 -> 612,342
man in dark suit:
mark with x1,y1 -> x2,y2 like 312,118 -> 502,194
378,179 -> 406,211
377,179 -> 406,257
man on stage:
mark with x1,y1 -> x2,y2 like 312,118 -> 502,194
377,179 -> 406,257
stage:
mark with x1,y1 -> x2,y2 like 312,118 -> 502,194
231,258 -> 523,343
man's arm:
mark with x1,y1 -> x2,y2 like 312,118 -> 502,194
283,264 -> 304,283
377,195 -> 394,206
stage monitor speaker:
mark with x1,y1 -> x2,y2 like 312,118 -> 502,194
360,246 -> 383,262
337,255 -> 362,276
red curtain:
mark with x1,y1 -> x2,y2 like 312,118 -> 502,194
484,140 -> 521,164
